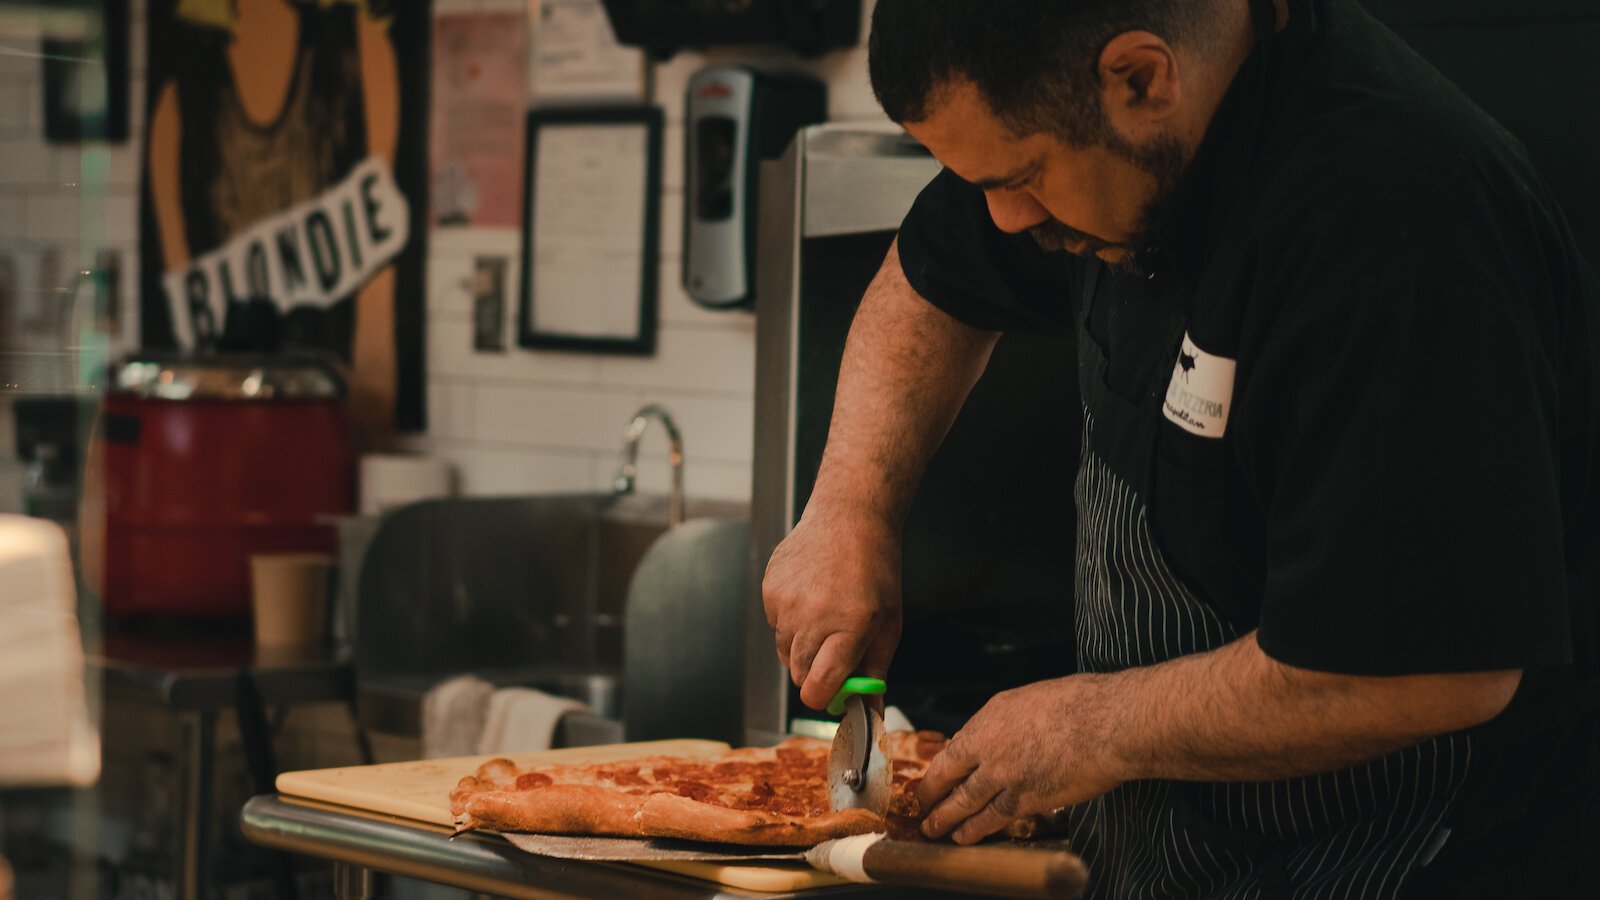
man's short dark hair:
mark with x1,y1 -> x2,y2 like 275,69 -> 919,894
869,0 -> 1222,143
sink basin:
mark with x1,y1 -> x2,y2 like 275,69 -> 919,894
352,492 -> 746,738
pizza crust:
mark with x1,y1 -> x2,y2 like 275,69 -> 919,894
636,793 -> 884,846
456,784 -> 648,836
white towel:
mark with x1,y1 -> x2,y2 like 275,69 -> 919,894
476,687 -> 590,756
420,675 -> 495,760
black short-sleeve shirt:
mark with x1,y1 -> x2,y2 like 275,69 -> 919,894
900,3 -> 1600,883
898,0 -> 1600,687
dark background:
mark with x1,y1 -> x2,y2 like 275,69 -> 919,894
1365,0 -> 1600,265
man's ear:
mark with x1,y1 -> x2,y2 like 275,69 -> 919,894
1098,31 -> 1181,132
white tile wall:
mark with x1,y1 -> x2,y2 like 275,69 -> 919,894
55,142 -> 144,191
408,0 -> 894,503
428,317 -> 601,384
427,442 -> 600,496
596,324 -> 757,394
472,381 -> 641,450
0,190 -> 27,241
0,137 -> 56,185
0,0 -> 146,384
0,83 -> 31,136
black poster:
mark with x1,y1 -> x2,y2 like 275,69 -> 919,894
138,0 -> 430,432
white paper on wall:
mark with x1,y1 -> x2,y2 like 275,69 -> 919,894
527,123 -> 649,339
530,0 -> 647,103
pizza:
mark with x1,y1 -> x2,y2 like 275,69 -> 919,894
450,730 -> 949,846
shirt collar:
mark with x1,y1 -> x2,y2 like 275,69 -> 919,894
1143,0 -> 1323,282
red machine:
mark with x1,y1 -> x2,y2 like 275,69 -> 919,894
96,357 -> 354,619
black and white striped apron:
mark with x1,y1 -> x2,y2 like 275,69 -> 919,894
1061,261 -> 1473,899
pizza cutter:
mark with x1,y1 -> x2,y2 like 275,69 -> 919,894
827,677 -> 892,815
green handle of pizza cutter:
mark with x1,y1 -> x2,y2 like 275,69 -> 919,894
826,677 -> 887,717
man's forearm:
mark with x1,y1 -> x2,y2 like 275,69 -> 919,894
918,630 -> 1522,843
1099,633 -> 1521,783
807,239 -> 999,526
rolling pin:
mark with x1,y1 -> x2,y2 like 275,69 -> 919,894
805,835 -> 1088,899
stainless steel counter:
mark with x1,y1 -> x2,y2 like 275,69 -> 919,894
93,628 -> 360,900
241,795 -> 972,899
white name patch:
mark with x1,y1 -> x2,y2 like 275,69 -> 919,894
1163,332 -> 1236,438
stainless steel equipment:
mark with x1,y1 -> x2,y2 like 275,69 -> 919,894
622,518 -> 750,745
747,125 -> 938,744
243,792 -> 997,898
241,795 -> 821,899
613,404 -> 686,528
746,125 -> 1081,745
828,693 -> 890,814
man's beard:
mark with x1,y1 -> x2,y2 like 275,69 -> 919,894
1027,132 -> 1187,270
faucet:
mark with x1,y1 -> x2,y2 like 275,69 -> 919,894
612,404 -> 685,527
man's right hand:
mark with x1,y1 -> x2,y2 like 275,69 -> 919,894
762,508 -> 903,711
759,238 -> 995,710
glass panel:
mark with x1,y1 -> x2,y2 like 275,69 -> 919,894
1,2 -> 123,898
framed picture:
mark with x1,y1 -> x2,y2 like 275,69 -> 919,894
43,0 -> 129,142
138,0 -> 433,431
519,106 -> 662,355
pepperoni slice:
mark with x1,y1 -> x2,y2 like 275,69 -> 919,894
491,742 -> 847,821
775,747 -> 814,768
675,781 -> 725,805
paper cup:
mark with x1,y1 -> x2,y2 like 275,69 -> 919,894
249,553 -> 334,649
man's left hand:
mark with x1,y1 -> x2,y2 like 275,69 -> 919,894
918,676 -> 1125,844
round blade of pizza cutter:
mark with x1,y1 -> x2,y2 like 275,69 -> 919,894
828,682 -> 892,815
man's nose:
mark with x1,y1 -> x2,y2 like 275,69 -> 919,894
984,190 -> 1050,234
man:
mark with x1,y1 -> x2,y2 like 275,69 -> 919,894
762,0 -> 1600,896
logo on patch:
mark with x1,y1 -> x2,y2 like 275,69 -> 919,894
1163,333 -> 1235,437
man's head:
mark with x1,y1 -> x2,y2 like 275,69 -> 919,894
870,0 -> 1248,265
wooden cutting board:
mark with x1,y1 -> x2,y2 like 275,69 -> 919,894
275,741 -> 848,893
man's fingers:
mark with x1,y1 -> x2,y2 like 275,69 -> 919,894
854,626 -> 899,715
774,630 -> 793,669
788,632 -> 820,688
950,791 -> 1019,845
921,767 -> 998,841
799,632 -> 868,710
860,615 -> 901,678
917,740 -> 978,826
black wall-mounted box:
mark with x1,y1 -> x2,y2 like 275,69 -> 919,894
599,0 -> 861,59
